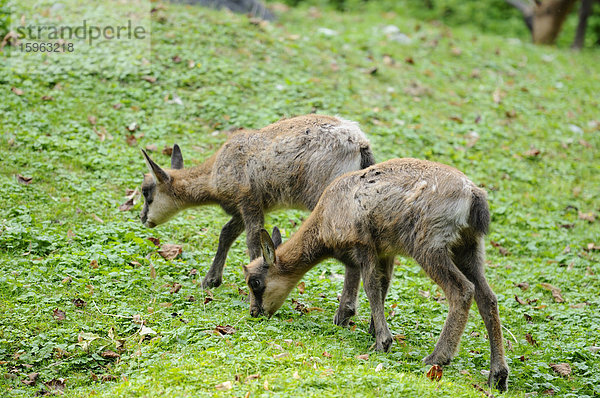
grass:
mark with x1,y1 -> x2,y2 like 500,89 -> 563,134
1,0 -> 599,396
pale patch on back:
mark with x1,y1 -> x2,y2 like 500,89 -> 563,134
332,116 -> 370,147
405,180 -> 428,203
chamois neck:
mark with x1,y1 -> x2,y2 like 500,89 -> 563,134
275,221 -> 327,281
171,155 -> 217,205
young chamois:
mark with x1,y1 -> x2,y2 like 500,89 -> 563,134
244,158 -> 509,391
139,114 -> 375,290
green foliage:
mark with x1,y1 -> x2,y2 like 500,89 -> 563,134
0,0 -> 11,37
1,0 -> 599,397
273,0 -> 600,46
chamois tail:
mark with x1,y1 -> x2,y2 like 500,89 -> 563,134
360,146 -> 376,169
468,189 -> 490,235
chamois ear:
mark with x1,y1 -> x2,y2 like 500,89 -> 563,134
141,149 -> 170,184
171,144 -> 184,169
260,228 -> 276,267
271,226 -> 282,249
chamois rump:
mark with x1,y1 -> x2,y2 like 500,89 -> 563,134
243,158 -> 509,391
139,114 -> 375,290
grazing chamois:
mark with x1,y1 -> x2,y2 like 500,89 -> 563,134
139,114 -> 375,290
243,158 -> 509,391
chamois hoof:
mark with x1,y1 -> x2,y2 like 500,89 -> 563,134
333,305 -> 355,327
489,367 -> 509,392
201,275 -> 222,289
375,334 -> 393,352
333,310 -> 353,327
423,353 -> 451,366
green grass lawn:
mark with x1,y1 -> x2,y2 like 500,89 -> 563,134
1,1 -> 599,396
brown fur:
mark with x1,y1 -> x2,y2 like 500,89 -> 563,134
139,114 -> 374,289
507,0 -> 579,44
244,158 -> 509,391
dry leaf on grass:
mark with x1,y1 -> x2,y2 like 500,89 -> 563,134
426,364 -> 443,381
147,237 -> 160,246
549,362 -> 571,378
490,240 -> 509,256
11,87 -> 24,96
492,87 -> 503,103
539,283 -> 564,303
356,354 -> 369,360
119,197 -> 134,211
45,378 -> 66,392
215,381 -> 232,391
297,281 -> 305,294
215,325 -> 235,335
16,174 -> 33,185
578,211 -> 596,223
515,295 -> 527,305
100,350 -> 120,359
21,372 -> 39,386
162,145 -> 173,156
170,283 -> 182,294
158,244 -> 182,260
523,147 -> 541,158
516,282 -> 529,291
53,308 -> 66,321
525,333 -> 538,346
93,126 -> 106,141
139,325 -> 156,336
72,298 -> 86,308
126,135 -> 138,147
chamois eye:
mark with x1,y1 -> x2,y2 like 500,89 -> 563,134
250,279 -> 261,290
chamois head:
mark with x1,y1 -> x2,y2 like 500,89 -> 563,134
139,144 -> 184,228
244,227 -> 287,317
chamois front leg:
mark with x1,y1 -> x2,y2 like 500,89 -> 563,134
334,263 -> 361,327
369,256 -> 395,337
241,205 -> 265,260
357,248 -> 393,352
202,214 -> 245,288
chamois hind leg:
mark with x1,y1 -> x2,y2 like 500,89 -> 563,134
334,261 -> 361,327
202,214 -> 245,288
240,205 -> 265,260
355,247 -> 393,352
417,248 -> 474,366
453,235 -> 509,391
369,256 -> 395,336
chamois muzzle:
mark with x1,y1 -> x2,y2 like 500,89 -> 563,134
140,213 -> 156,228
250,306 -> 264,318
